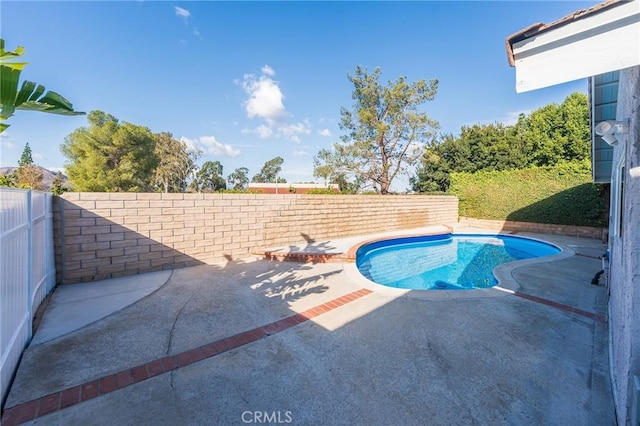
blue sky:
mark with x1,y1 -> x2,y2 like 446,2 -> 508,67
1,1 -> 598,191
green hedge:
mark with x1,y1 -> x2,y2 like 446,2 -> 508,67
449,161 -> 606,227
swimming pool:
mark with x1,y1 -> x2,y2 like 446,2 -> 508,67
356,234 -> 561,290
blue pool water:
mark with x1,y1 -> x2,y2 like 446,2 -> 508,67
356,234 -> 561,290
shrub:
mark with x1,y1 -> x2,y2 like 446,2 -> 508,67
449,161 -> 606,227
305,188 -> 342,195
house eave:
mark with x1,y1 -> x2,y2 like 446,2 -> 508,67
505,0 -> 640,92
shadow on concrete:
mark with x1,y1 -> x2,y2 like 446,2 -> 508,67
55,198 -> 347,284
5,251 -> 614,425
5,198 -> 613,424
3,206 -> 616,425
55,200 -> 201,284
54,197 -> 335,284
220,254 -> 335,303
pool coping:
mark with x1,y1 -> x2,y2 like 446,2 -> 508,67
343,229 -> 574,300
258,226 -> 576,301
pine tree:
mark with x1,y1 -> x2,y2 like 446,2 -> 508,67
19,143 -> 33,167
15,142 -> 43,189
61,110 -> 158,191
316,66 -> 439,194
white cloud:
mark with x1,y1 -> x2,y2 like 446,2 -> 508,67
261,65 -> 275,76
279,121 -> 311,143
242,120 -> 311,143
243,120 -> 311,144
318,128 -> 331,137
0,131 -> 15,149
241,125 -> 273,139
174,6 -> 191,19
32,152 -> 44,160
180,136 -> 241,157
193,27 -> 201,38
293,150 -> 308,157
238,66 -> 316,144
180,136 -> 199,152
242,73 -> 286,123
280,121 -> 311,138
256,125 -> 273,139
200,136 -> 241,157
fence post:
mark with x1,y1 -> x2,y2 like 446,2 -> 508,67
46,194 -> 55,292
26,190 -> 33,343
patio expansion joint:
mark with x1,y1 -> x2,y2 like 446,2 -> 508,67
0,288 -> 373,426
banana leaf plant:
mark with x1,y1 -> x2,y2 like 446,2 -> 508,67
0,39 -> 84,133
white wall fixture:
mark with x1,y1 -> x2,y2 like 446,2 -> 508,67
595,120 -> 626,146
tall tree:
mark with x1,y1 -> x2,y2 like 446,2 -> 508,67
313,163 -> 333,187
227,167 -> 249,190
18,142 -> 33,167
411,92 -> 590,193
559,92 -> 591,161
15,164 -> 43,190
61,110 -> 158,192
15,142 -> 43,189
331,172 -> 364,194
313,149 -> 335,187
0,39 -> 84,133
412,124 -> 531,193
153,132 -> 200,193
192,160 -> 226,192
319,66 -> 439,194
252,156 -> 286,183
313,149 -> 361,192
410,138 -> 454,193
518,91 -> 590,165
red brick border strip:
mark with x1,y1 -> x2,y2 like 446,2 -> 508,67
512,291 -> 607,323
1,289 -> 373,426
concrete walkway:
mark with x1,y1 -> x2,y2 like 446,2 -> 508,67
1,226 -> 613,425
31,270 -> 171,345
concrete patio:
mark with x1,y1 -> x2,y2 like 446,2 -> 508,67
1,226 -> 614,425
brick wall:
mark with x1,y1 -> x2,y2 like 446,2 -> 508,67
54,193 -> 458,284
458,217 -> 606,240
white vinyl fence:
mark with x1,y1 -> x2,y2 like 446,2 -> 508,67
0,188 -> 55,405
